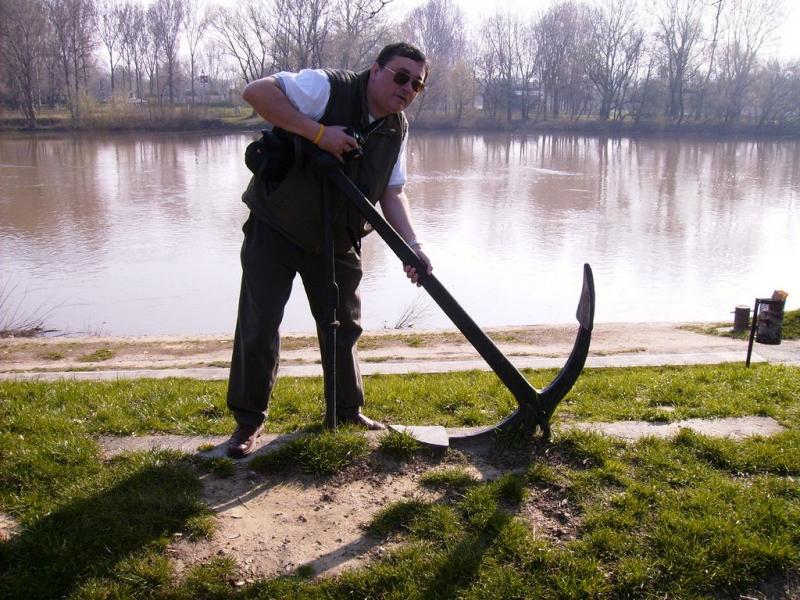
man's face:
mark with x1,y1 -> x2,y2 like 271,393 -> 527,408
368,56 -> 427,117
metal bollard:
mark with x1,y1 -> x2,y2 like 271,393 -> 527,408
733,305 -> 750,333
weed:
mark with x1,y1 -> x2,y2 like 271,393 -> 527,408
367,498 -> 431,537
378,430 -> 422,461
527,461 -> 561,486
419,468 -> 478,491
294,564 -> 315,578
250,427 -> 368,476
197,456 -> 235,478
77,347 -> 115,362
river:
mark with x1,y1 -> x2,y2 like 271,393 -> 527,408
0,131 -> 797,335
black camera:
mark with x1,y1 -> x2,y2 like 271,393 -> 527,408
343,127 -> 365,160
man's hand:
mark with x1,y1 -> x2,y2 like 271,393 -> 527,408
404,246 -> 432,287
316,125 -> 360,163
241,78 -> 358,163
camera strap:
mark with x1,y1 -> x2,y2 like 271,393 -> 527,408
362,117 -> 387,140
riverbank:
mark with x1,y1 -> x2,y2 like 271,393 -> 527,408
2,321 -> 798,381
3,109 -> 800,138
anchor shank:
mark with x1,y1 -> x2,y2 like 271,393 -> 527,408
326,168 -> 538,408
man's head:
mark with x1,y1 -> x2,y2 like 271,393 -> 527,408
367,42 -> 429,118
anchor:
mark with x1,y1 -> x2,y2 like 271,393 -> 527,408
307,143 -> 595,447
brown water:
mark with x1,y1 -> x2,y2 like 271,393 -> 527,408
1,131 -> 797,335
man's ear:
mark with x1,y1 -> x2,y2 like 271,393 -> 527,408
369,62 -> 380,80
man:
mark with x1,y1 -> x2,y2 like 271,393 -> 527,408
226,42 -> 433,458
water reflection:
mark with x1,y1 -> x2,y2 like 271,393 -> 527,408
0,131 -> 797,335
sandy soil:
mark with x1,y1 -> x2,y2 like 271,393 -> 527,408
0,512 -> 20,542
167,440 -> 573,582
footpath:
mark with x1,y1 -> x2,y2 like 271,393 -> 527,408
1,321 -> 798,382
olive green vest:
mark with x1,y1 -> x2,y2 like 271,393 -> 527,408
242,68 -> 407,254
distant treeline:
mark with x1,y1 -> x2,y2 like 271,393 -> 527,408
1,0 -> 798,133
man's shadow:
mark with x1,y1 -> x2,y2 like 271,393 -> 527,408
0,432 -> 333,599
0,451 -> 207,599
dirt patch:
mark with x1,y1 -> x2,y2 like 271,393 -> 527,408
100,414 -> 788,582
169,446 -> 515,581
6,321 -> 794,376
0,512 -> 21,541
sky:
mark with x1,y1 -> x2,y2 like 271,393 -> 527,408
397,0 -> 800,62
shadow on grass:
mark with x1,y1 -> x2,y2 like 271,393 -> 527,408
0,457 -> 208,600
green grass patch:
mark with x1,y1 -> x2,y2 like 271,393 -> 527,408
39,351 -> 65,361
196,456 -> 235,478
784,308 -> 800,339
76,347 -> 115,362
420,467 -> 478,490
1,364 -> 799,598
1,364 -> 796,438
377,430 -> 422,460
249,427 -> 369,476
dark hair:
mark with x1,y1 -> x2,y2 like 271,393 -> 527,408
375,42 -> 429,80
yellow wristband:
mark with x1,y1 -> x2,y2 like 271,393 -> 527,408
312,123 -> 325,145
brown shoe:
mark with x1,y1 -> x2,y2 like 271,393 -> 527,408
336,410 -> 387,431
226,423 -> 263,458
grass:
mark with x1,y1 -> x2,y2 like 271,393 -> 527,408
377,429 -> 423,460
0,363 -> 799,598
0,279 -> 55,338
77,347 -> 115,362
420,468 -> 478,490
249,426 -> 369,476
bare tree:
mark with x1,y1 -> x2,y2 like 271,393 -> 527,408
694,0 -> 725,120
512,17 -> 539,121
149,0 -> 184,104
449,57 -> 478,121
586,0 -> 645,120
402,0 -> 467,119
45,0 -> 97,120
183,0 -> 210,107
534,1 -> 586,119
752,59 -> 798,125
630,38 -> 659,122
273,0 -> 333,69
146,2 -> 165,101
481,11 -> 516,122
118,1 -> 146,100
716,0 -> 782,122
654,0 -> 705,123
1,0 -> 49,126
329,0 -> 394,70
96,0 -> 123,98
210,1 -> 274,84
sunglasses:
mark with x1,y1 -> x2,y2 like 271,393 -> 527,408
382,65 -> 426,93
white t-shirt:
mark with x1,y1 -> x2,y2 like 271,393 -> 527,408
274,68 -> 407,188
